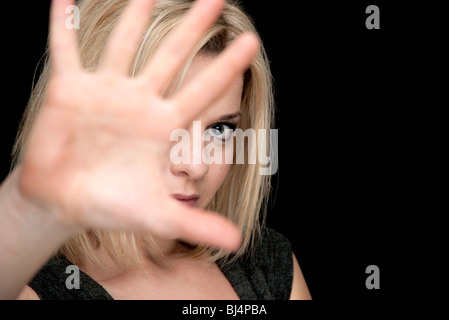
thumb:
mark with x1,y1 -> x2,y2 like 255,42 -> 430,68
168,201 -> 243,252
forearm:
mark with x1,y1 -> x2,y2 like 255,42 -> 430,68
0,168 -> 77,299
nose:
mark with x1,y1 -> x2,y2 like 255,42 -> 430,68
170,159 -> 209,180
169,124 -> 209,180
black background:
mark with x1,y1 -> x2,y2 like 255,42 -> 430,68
0,0 -> 416,301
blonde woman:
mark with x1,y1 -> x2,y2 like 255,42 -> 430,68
0,0 -> 311,300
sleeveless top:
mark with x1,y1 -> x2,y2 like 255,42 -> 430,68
29,228 -> 293,300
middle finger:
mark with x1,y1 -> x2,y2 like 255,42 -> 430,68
140,0 -> 225,94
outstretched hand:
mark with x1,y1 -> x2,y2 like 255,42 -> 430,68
18,0 -> 260,251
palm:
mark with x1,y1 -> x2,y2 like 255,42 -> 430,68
25,73 -> 174,234
18,0 -> 259,251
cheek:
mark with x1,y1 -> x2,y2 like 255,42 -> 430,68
201,163 -> 232,205
208,163 -> 232,191
202,140 -> 234,194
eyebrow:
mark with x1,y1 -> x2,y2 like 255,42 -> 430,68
217,112 -> 242,121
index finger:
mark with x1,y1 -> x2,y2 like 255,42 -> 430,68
141,0 -> 225,94
49,0 -> 82,74
173,207 -> 243,252
171,33 -> 260,128
156,200 -> 243,252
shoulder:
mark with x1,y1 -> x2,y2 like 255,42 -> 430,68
27,256 -> 113,300
290,253 -> 312,300
28,256 -> 74,300
256,227 -> 292,259
16,286 -> 40,300
253,228 -> 294,297
221,227 -> 294,300
16,257 -> 71,300
250,228 -> 311,300
255,228 -> 312,300
253,227 -> 293,275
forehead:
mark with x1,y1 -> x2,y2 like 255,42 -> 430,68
182,55 -> 244,116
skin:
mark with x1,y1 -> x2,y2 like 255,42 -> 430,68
0,0 -> 311,300
166,55 -> 242,213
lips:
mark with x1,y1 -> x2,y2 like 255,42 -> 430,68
172,194 -> 199,207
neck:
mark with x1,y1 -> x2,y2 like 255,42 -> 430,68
75,234 -> 188,281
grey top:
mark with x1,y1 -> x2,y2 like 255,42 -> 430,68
29,228 -> 293,300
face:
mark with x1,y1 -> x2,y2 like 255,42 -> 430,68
165,55 -> 243,209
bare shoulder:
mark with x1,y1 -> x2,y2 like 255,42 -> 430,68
16,285 -> 40,300
290,253 -> 312,300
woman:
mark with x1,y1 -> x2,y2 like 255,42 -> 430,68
0,0 -> 311,300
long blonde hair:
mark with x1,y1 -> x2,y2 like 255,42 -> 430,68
12,0 -> 275,269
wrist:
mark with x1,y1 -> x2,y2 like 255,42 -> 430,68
0,168 -> 81,299
1,167 -> 81,241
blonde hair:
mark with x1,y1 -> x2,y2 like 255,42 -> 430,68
12,0 -> 274,269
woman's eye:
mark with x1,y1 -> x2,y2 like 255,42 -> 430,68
206,123 -> 236,141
